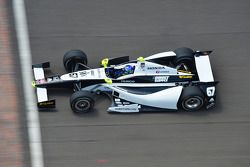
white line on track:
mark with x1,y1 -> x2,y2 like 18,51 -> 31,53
12,0 -> 44,167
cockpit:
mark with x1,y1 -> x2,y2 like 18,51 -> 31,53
105,65 -> 135,79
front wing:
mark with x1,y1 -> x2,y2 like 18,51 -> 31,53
32,62 -> 56,109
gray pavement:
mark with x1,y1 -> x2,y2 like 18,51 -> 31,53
25,0 -> 250,166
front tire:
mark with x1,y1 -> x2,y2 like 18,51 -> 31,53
63,50 -> 88,72
179,86 -> 204,111
70,91 -> 94,114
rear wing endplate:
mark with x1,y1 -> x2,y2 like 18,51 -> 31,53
194,51 -> 214,82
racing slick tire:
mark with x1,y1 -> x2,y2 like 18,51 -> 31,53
70,90 -> 95,114
179,86 -> 205,111
63,50 -> 88,72
174,47 -> 195,71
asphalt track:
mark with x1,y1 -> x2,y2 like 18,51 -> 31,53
24,0 -> 250,166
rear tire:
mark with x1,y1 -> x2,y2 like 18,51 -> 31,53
70,91 -> 94,114
174,47 -> 195,71
179,86 -> 204,111
63,50 -> 88,72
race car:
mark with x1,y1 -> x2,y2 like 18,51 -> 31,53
32,47 -> 218,114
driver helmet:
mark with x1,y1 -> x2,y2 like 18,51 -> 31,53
123,65 -> 134,75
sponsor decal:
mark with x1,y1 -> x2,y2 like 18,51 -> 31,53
154,76 -> 169,82
206,102 -> 215,109
156,70 -> 170,74
179,75 -> 193,79
121,80 -> 135,83
109,104 -> 140,112
209,98 -> 215,102
115,107 -> 135,110
148,66 -> 165,70
38,100 -> 56,108
39,101 -> 54,106
79,71 -> 89,77
69,73 -> 78,78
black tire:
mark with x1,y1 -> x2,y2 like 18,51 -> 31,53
63,50 -> 88,72
174,47 -> 195,71
70,91 -> 94,114
179,86 -> 204,111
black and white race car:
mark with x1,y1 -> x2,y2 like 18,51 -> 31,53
32,47 -> 218,114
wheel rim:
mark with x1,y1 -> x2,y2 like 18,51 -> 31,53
74,99 -> 91,112
183,96 -> 203,110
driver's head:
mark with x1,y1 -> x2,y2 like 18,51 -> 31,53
123,65 -> 134,74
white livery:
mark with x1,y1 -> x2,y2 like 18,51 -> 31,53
32,47 -> 218,114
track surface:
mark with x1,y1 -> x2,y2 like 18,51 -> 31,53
25,0 -> 250,166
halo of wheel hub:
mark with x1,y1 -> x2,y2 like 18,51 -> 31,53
75,99 -> 91,111
183,97 -> 203,110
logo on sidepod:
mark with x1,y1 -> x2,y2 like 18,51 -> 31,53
154,76 -> 169,82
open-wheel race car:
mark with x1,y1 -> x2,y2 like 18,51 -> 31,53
32,47 -> 218,114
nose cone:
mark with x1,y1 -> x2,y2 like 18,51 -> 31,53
60,73 -> 76,80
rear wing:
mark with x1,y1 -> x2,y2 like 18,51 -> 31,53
194,51 -> 214,82
32,62 -> 56,109
194,51 -> 219,109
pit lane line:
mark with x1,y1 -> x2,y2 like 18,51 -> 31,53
12,0 -> 44,167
